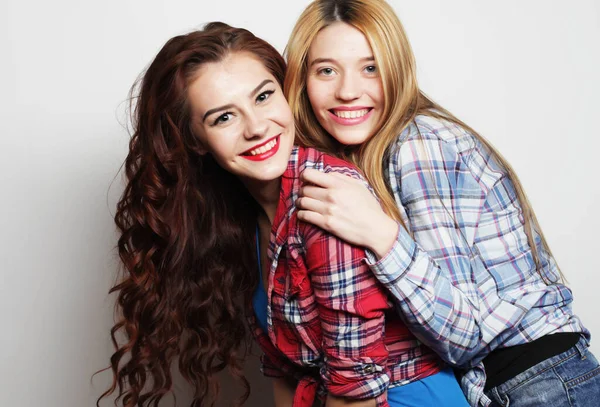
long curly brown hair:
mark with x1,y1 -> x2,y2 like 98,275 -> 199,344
98,22 -> 286,407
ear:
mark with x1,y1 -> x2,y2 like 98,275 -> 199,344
198,145 -> 208,155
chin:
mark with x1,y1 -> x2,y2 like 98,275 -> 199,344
257,161 -> 289,180
330,131 -> 372,146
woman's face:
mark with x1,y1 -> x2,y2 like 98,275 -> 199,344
306,22 -> 384,146
189,52 -> 294,186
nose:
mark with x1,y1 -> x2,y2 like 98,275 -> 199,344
244,110 -> 268,140
335,72 -> 360,101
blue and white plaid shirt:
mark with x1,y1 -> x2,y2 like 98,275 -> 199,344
365,115 -> 589,406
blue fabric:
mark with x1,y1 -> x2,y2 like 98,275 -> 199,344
484,336 -> 600,406
252,226 -> 268,333
387,367 -> 469,407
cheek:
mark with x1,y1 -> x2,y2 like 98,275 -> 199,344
272,101 -> 295,129
200,130 -> 237,163
306,78 -> 329,109
371,80 -> 384,105
204,142 -> 228,163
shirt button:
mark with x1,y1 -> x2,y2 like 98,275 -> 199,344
363,365 -> 374,374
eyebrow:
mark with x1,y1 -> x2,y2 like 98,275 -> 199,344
309,56 -> 375,67
202,79 -> 274,123
249,79 -> 274,98
202,104 -> 234,122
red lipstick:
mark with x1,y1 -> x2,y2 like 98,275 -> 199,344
241,135 -> 280,162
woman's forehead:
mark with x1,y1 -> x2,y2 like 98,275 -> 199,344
308,22 -> 372,62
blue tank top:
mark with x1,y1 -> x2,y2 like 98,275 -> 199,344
252,226 -> 269,332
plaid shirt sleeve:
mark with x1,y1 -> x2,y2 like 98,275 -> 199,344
301,164 -> 392,404
365,121 -> 533,370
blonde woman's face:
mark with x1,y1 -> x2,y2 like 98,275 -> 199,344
306,22 -> 384,146
188,52 -> 295,187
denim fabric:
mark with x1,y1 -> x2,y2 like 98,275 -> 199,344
484,336 -> 600,406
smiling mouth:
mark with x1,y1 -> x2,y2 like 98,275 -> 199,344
328,108 -> 374,126
330,108 -> 372,119
243,137 -> 278,156
241,135 -> 281,161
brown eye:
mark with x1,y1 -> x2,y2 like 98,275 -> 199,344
256,90 -> 274,104
213,112 -> 232,125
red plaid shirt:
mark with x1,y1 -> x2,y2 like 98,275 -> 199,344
248,146 -> 442,407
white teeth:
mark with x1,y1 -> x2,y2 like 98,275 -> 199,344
334,109 -> 369,119
248,139 -> 277,156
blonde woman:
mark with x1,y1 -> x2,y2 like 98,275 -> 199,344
285,1 -> 599,406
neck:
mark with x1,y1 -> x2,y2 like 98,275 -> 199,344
242,178 -> 281,225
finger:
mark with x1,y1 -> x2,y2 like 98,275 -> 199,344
298,185 -> 329,201
296,210 -> 332,233
300,168 -> 339,188
301,168 -> 363,188
295,196 -> 329,214
326,170 -> 363,184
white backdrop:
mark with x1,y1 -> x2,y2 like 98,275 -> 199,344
1,1 -> 598,406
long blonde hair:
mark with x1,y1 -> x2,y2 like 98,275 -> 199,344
284,0 -> 561,282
